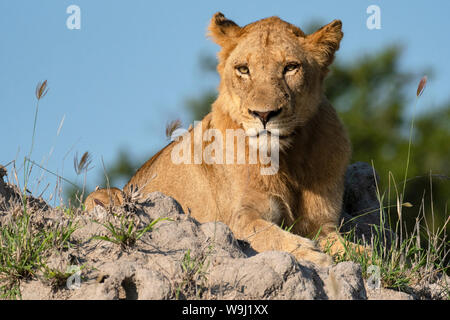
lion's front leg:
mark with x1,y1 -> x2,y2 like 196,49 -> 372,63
299,188 -> 371,258
229,206 -> 333,267
318,231 -> 372,258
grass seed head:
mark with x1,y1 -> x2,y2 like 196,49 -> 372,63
165,119 -> 182,140
74,151 -> 93,175
416,76 -> 427,97
35,80 -> 49,100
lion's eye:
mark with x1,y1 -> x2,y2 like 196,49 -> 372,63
236,65 -> 250,75
283,63 -> 300,74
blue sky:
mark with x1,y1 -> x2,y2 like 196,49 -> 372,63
1,0 -> 449,202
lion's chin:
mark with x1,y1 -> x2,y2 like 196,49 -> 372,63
244,128 -> 295,139
245,129 -> 295,152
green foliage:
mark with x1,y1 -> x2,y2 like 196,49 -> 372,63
0,205 -> 78,299
280,218 -> 300,233
91,214 -> 169,249
184,54 -> 220,121
175,248 -> 210,299
185,90 -> 217,121
0,210 -> 50,281
42,265 -> 84,290
99,150 -> 138,188
327,207 -> 449,294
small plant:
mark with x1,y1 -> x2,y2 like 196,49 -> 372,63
165,119 -> 182,140
0,211 -> 51,281
0,205 -> 79,299
42,264 -> 85,290
0,281 -> 22,300
280,218 -> 300,233
23,80 -> 48,194
91,214 -> 169,249
0,212 -> 51,298
327,209 -> 449,294
48,219 -> 79,250
44,268 -> 75,290
73,151 -> 93,205
43,268 -> 73,289
174,247 -> 211,299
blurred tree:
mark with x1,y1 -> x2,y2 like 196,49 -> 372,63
97,149 -> 138,188
325,46 -> 449,233
185,91 -> 217,121
184,53 -> 219,121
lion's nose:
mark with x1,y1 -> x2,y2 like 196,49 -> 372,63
248,108 -> 282,127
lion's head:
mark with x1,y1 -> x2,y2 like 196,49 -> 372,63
208,13 -> 343,144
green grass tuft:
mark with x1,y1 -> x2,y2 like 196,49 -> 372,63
91,214 -> 169,249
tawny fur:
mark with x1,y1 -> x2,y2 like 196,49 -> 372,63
85,13 -> 358,266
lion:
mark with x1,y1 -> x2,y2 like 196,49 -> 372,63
85,13 -> 358,267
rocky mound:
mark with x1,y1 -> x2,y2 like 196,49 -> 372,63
0,163 -> 446,300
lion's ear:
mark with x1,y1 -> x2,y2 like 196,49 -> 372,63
305,20 -> 343,69
208,12 -> 241,47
